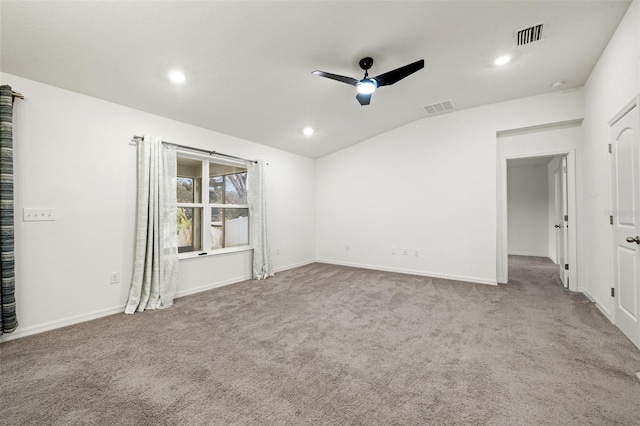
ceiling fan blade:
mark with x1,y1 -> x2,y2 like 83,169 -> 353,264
373,59 -> 425,87
356,92 -> 372,106
312,70 -> 358,86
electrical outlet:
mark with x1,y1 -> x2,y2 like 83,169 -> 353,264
403,248 -> 408,255
109,272 -> 120,285
414,249 -> 419,257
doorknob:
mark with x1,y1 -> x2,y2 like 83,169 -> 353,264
626,236 -> 640,244
554,224 -> 561,228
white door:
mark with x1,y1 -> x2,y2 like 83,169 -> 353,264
554,168 -> 563,265
611,102 -> 640,349
560,157 -> 569,287
554,157 -> 569,288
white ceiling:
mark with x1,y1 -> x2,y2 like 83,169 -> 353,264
0,1 -> 631,158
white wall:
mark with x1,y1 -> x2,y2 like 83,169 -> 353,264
0,73 -> 316,341
316,89 -> 584,285
581,0 -> 640,318
507,164 -> 549,257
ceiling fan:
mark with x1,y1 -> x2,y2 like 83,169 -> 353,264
312,57 -> 425,106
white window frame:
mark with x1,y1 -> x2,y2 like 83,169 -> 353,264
177,150 -> 252,260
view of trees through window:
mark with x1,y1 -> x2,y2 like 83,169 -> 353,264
210,174 -> 247,204
176,155 -> 249,254
209,172 -> 248,249
177,176 -> 194,203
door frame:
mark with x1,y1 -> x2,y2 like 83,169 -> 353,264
607,94 -> 640,325
497,149 -> 578,291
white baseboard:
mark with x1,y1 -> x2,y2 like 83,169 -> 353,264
0,305 -> 124,343
315,259 -> 497,286
1,259 -> 317,344
507,251 -> 550,258
274,259 -> 315,273
582,287 -> 612,321
176,259 -> 316,299
175,274 -> 253,298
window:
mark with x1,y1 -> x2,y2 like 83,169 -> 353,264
176,153 -> 250,256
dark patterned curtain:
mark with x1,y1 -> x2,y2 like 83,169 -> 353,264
0,85 -> 17,335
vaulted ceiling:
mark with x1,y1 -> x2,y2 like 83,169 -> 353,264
0,1 -> 631,158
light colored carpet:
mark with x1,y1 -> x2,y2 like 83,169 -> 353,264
2,257 -> 640,425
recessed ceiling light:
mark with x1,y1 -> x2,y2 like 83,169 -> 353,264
551,81 -> 566,88
169,70 -> 186,84
494,55 -> 511,66
302,127 -> 314,136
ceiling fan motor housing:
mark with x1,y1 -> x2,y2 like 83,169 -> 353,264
359,57 -> 374,71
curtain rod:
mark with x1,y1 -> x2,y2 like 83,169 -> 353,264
131,135 -> 257,164
12,91 -> 24,100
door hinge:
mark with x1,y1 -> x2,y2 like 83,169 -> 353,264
611,287 -> 615,297
608,143 -> 612,154
610,215 -> 614,225
564,264 -> 569,270
564,215 -> 568,222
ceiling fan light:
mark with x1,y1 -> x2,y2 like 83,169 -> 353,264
356,79 -> 377,95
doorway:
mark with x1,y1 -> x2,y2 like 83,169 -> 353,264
496,123 -> 580,290
506,155 -> 568,288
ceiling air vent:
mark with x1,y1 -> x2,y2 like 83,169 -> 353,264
515,22 -> 545,47
423,100 -> 455,115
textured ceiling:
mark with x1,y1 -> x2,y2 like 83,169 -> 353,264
0,1 -> 631,158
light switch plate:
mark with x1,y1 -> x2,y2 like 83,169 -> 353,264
23,208 -> 56,222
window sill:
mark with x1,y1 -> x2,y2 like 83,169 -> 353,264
179,245 -> 253,261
